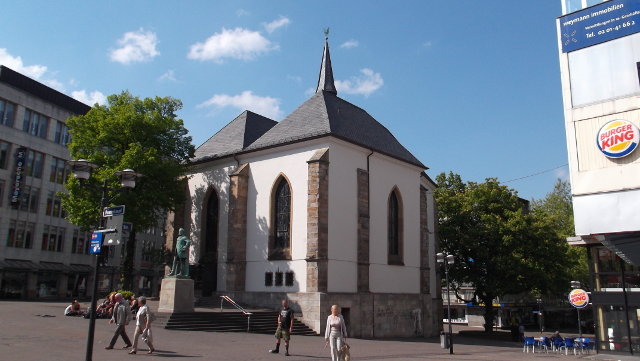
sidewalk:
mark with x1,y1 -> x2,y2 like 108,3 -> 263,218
1,300 -> 639,361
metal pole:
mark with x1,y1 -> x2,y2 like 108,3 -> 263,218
446,265 -> 453,354
577,307 -> 582,338
620,258 -> 633,355
85,179 -> 108,361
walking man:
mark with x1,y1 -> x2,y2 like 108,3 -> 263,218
105,293 -> 132,350
269,299 -> 294,356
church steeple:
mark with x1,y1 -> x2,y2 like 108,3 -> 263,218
316,29 -> 337,95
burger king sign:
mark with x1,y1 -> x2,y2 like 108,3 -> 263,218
569,289 -> 589,309
597,119 -> 640,158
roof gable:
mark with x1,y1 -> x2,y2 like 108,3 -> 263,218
246,91 -> 425,168
194,110 -> 276,161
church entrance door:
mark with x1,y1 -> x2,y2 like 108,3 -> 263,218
202,189 -> 219,297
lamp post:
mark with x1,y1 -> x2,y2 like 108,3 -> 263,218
571,280 -> 582,338
536,298 -> 543,334
437,252 -> 455,354
67,160 -> 142,361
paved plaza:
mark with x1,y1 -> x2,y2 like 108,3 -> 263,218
0,300 -> 638,361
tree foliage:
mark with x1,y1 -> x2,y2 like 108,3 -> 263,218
435,172 -> 573,331
531,179 -> 589,290
62,91 -> 195,288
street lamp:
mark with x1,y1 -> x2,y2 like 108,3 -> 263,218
67,160 -> 142,361
571,281 -> 582,338
437,252 -> 455,354
536,298 -> 543,334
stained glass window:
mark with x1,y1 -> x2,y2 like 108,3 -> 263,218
274,178 -> 291,250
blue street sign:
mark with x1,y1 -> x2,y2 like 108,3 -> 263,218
559,0 -> 640,53
90,233 -> 104,254
122,222 -> 133,231
103,205 -> 125,217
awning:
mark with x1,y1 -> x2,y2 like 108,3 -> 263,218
99,266 -> 119,274
596,233 -> 640,266
69,264 -> 94,273
0,259 -> 38,271
38,262 -> 74,273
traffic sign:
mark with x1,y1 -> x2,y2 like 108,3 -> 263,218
122,222 -> 133,232
103,205 -> 125,217
90,233 -> 104,254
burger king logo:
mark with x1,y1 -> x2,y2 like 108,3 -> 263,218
597,119 -> 639,158
569,289 -> 589,309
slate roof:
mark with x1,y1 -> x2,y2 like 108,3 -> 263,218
245,90 -> 426,169
194,110 -> 277,162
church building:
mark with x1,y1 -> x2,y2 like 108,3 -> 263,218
166,38 -> 441,338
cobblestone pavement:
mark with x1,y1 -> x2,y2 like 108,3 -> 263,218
1,300 -> 638,361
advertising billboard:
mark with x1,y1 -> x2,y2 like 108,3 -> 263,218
559,0 -> 640,52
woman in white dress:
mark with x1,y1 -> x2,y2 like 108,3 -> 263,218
325,305 -> 347,361
129,296 -> 155,354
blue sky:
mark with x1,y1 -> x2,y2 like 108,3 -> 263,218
0,1 -> 566,200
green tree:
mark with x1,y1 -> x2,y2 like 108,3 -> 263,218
531,179 -> 589,290
62,91 -> 195,289
435,172 -> 573,332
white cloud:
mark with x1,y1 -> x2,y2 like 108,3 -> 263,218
423,41 -> 432,47
0,48 -> 66,91
198,91 -> 282,120
335,68 -> 384,97
72,90 -> 107,106
555,167 -> 568,181
263,16 -> 290,33
188,28 -> 276,62
237,9 -> 250,17
109,28 -> 160,64
340,40 -> 359,49
69,78 -> 79,87
0,48 -> 47,79
304,88 -> 315,96
159,70 -> 176,82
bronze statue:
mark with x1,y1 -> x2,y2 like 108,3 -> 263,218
167,228 -> 191,278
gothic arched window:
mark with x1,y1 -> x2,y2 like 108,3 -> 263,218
271,177 -> 291,259
388,188 -> 404,265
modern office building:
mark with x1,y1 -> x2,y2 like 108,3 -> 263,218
0,66 -> 163,300
558,0 -> 640,354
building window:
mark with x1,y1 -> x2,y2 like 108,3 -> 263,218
265,272 -> 273,287
52,195 -> 62,218
0,141 -> 9,169
19,185 -> 30,212
49,157 -> 68,184
388,188 -> 404,265
0,99 -> 15,127
275,271 -> 284,287
0,179 -> 4,207
26,150 -> 44,179
6,219 -> 16,247
29,187 -> 39,213
205,188 -> 219,255
45,191 -> 53,215
270,177 -> 291,259
285,271 -> 294,287
22,109 -> 48,139
54,121 -> 71,145
40,226 -> 65,252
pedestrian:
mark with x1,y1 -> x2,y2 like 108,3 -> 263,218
269,299 -> 294,356
324,305 -> 348,361
129,296 -> 155,355
105,293 -> 132,350
510,321 -> 518,342
518,323 -> 525,342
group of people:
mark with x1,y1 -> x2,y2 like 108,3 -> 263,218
269,300 -> 349,361
94,294 -> 141,319
104,292 -> 155,355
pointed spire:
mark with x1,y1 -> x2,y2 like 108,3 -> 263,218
316,30 -> 337,95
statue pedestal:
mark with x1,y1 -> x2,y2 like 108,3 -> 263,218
158,278 -> 194,313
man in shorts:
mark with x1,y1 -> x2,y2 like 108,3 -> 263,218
269,299 -> 293,356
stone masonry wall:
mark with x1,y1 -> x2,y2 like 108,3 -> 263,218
306,148 -> 329,293
357,169 -> 370,293
226,163 -> 249,292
